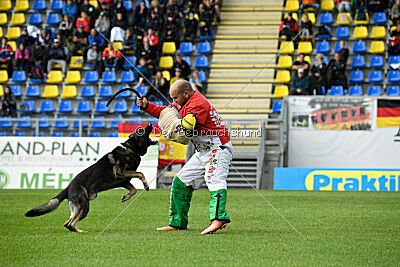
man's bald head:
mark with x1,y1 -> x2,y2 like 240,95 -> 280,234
170,80 -> 194,106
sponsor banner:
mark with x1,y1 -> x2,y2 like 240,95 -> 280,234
274,168 -> 400,191
0,137 -> 158,189
288,97 -> 374,130
377,99 -> 400,127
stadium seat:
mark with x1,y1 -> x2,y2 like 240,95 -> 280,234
353,41 -> 366,53
0,116 -> 12,128
38,116 -> 50,129
43,85 -> 59,98
109,116 -> 122,129
47,70 -> 63,83
274,85 -> 289,98
0,70 -> 7,83
355,12 -> 369,25
319,13 -> 333,24
25,85 -> 40,98
369,56 -> 384,68
46,27 -> 56,38
91,117 -> 106,129
122,0 -> 133,11
373,12 -> 387,25
72,117 -> 88,128
285,0 -> 299,11
162,70 -> 170,81
95,101 -> 110,113
277,56 -> 292,68
112,101 -> 128,113
89,0 -> 98,8
370,41 -> 385,54
280,41 -> 294,54
321,0 -> 334,11
8,41 -> 16,51
296,55 -> 310,64
136,85 -> 147,96
102,71 -> 117,83
9,85 -> 21,97
389,56 -> 400,68
316,41 -> 330,53
58,100 -> 73,113
367,85 -> 382,96
52,132 -> 65,137
32,131 -> 45,137
65,70 -> 81,84
195,56 -> 209,68
353,26 -> 368,39
39,100 -> 55,113
61,85 -> 77,98
330,85 -> 344,96
162,42 -> 176,54
336,26 -> 349,39
0,26 -> 3,37
317,26 -> 331,39
182,56 -> 191,67
0,85 -> 3,97
371,26 -> 386,39
276,70 -> 291,83
112,41 -> 123,50
29,13 -> 43,25
33,0 -> 46,10
14,131 -> 27,136
54,116 -> 69,129
84,71 -> 99,83
77,101 -> 91,113
20,100 -> 35,113
334,41 -> 346,53
17,116 -> 32,129
116,86 -> 131,98
108,132 -> 119,137
70,56 -> 84,69
180,42 -> 193,54
70,132 -> 80,137
348,85 -> 363,96
197,42 -> 211,54
298,41 -> 312,54
46,13 -> 60,25
6,27 -> 21,39
337,13 -> 351,25
99,85 -> 113,98
350,70 -> 364,83
10,13 -> 25,25
386,85 -> 400,96
0,132 -> 7,136
368,70 -> 383,83
11,70 -> 26,83
0,13 -> 7,25
200,27 -> 213,40
123,56 -> 137,69
120,71 -> 134,83
351,55 -> 365,68
272,101 -> 282,113
152,101 -> 164,107
50,0 -> 63,11
15,0 -> 29,11
388,70 -> 400,83
89,132 -> 101,137
131,102 -> 141,113
0,0 -> 11,11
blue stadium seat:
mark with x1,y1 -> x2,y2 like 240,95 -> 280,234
348,85 -> 363,96
386,85 -> 400,96
350,70 -> 364,83
17,116 -> 32,128
29,13 -> 43,25
373,12 -> 387,25
38,116 -> 50,129
388,70 -> 400,83
21,100 -> 36,113
80,86 -> 95,98
0,116 -> 12,128
50,0 -> 63,10
120,71 -> 134,83
136,86 -> 147,96
319,12 -> 333,24
316,26 -> 331,39
40,100 -> 55,113
336,26 -> 349,39
197,42 -> 211,54
14,132 -> 27,137
51,132 -> 64,137
123,56 -> 137,69
368,85 -> 382,96
195,56 -> 209,68
33,0 -> 46,11
316,41 -> 330,53
369,55 -> 383,68
0,132 -> 8,136
12,70 -> 26,83
30,78 -> 43,83
131,102 -> 141,113
272,101 -> 282,113
108,132 -> 119,137
46,13 -> 60,25
26,85 -> 40,97
89,132 -> 101,137
32,132 -> 45,137
102,71 -> 117,83
330,85 -> 344,96
109,116 -> 122,129
129,116 -> 143,123
72,117 -> 88,128
54,116 -> 69,129
58,100 -> 73,113
112,101 -> 128,113
9,85 -> 21,97
99,85 -> 113,98
116,86 -> 131,98
76,100 -> 91,113
351,55 -> 365,68
70,132 -> 80,137
334,41 -> 346,53
180,42 -> 193,54
122,0 -> 133,11
46,26 -> 56,38
95,101 -> 110,113
200,27 -> 213,40
389,55 -> 400,67
84,71 -> 99,83
91,116 -> 106,129
152,101 -> 164,106
353,41 -> 366,53
199,70 -> 206,82
182,56 -> 191,67
368,70 -> 383,83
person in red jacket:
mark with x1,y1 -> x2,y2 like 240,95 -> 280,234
137,80 -> 233,234
76,11 -> 91,35
279,12 -> 298,40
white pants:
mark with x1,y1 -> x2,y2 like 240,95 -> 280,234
177,141 -> 233,191
110,27 -> 125,42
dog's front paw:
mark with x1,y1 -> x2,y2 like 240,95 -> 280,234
121,195 -> 130,202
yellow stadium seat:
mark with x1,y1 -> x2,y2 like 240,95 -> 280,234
10,13 -> 25,25
61,85 -> 77,98
8,41 -> 16,51
297,55 -> 311,64
0,70 -> 8,83
284,12 -> 298,22
321,0 -> 334,11
353,26 -> 368,39
370,41 -> 385,54
0,85 -> 3,97
276,70 -> 291,83
274,85 -> 289,98
278,55 -> 293,68
43,85 -> 59,98
337,13 -> 351,25
89,0 -> 98,8
307,13 -> 316,24
65,70 -> 81,84
70,56 -> 84,69
159,56 -> 174,69
0,13 -> 8,25
280,41 -> 294,54
6,27 -> 21,39
15,0 -> 29,11
0,0 -> 11,11
162,70 -> 171,81
112,41 -> 123,50
355,12 -> 369,25
285,0 -> 299,11
47,70 -> 63,84
371,26 -> 386,39
162,42 -> 176,54
0,27 -> 3,38
391,25 -> 396,31
298,41 -> 312,54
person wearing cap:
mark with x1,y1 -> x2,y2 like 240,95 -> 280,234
72,25 -> 89,57
88,28 -> 105,48
86,42 -> 101,71
291,68 -> 310,95
170,68 -> 184,86
173,54 -> 191,80
47,39 -> 68,77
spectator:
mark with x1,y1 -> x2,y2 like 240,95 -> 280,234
147,10 -> 162,33
199,0 -> 214,36
166,0 -> 179,19
300,14 -> 313,41
114,0 -> 128,24
173,54 -> 191,79
30,59 -> 45,81
150,0 -> 163,16
30,42 -> 47,73
328,53 -> 347,89
110,13 -> 127,42
102,42 -> 121,70
123,28 -> 137,53
97,2 -> 113,19
184,7 -> 199,41
142,27 -> 159,63
14,43 -> 29,70
392,0 -> 400,25
368,0 -> 387,12
95,12 -> 111,37
300,0 -> 320,16
37,29 -> 52,48
133,1 -> 148,36
337,0 -> 352,13
59,15 -> 73,40
309,54 -> 328,95
145,70 -> 169,101
62,0 -> 78,20
134,57 -> 152,86
279,12 -> 298,40
47,39 -> 68,77
79,0 -> 96,18
389,24 -> 400,55
17,28 -> 35,49
86,42 -> 101,71
76,11 -> 91,35
170,68 -> 184,86
88,28 -> 105,48
338,40 -> 349,66
292,53 -> 309,77
99,0 -> 115,7
72,25 -> 89,57
54,31 -> 67,47
164,13 -> 179,43
0,37 -> 14,77
291,69 -> 309,95
189,70 -> 204,93
1,86 -> 16,116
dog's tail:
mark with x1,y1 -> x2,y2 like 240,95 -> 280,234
25,188 -> 68,217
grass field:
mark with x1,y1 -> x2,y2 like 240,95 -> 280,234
1,189 -> 399,266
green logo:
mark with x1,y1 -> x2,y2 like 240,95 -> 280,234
0,169 -> 10,189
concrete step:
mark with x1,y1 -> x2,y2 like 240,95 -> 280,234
207,93 -> 272,99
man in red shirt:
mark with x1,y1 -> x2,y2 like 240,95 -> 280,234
137,80 -> 233,234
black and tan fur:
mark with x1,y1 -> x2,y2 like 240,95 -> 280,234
25,124 -> 157,232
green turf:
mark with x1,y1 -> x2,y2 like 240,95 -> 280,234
1,189 -> 399,266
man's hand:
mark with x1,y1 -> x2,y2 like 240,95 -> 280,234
137,94 -> 148,109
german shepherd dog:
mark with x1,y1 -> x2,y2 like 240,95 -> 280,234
25,124 -> 158,232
